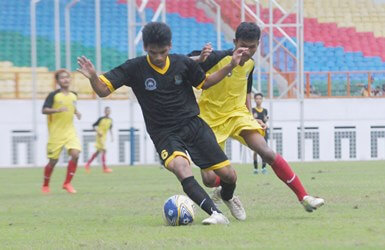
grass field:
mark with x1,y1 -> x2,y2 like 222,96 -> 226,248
1,161 -> 384,249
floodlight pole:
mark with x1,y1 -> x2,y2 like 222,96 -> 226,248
95,0 -> 102,116
65,0 -> 80,71
30,0 -> 41,167
54,0 -> 61,69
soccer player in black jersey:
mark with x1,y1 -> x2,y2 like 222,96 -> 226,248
77,22 -> 248,225
252,93 -> 269,174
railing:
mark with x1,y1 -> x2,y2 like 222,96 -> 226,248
0,71 -> 131,100
258,71 -> 385,98
1,71 -> 384,99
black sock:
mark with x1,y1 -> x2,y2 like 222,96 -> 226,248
262,161 -> 267,169
220,180 -> 236,201
253,160 -> 258,169
181,176 -> 221,215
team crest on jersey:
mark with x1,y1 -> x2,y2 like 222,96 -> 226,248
227,71 -> 232,77
174,74 -> 183,85
144,78 -> 157,91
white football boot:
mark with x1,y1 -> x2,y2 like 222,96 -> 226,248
223,196 -> 246,221
301,195 -> 325,212
212,186 -> 246,220
202,211 -> 230,225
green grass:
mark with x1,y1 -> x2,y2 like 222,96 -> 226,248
1,161 -> 384,249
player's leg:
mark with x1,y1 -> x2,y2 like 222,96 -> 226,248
154,131 -> 228,225
62,148 -> 80,194
62,137 -> 82,193
253,151 -> 259,174
101,149 -> 112,173
42,141 -> 63,193
189,117 -> 245,221
241,130 -> 324,211
85,150 -> 99,172
261,136 -> 268,174
42,158 -> 58,193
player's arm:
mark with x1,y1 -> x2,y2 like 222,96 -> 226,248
74,108 -> 82,120
42,92 -> 68,114
77,56 -> 111,97
246,66 -> 254,112
246,93 -> 252,112
42,107 -> 67,114
109,126 -> 113,142
201,48 -> 248,90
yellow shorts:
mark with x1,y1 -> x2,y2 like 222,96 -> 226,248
47,136 -> 82,160
211,112 -> 265,150
95,134 -> 107,151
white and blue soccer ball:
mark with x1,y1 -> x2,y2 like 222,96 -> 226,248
163,195 -> 196,226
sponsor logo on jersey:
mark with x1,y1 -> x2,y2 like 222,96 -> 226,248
174,75 -> 183,85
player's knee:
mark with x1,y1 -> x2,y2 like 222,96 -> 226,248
218,167 -> 237,184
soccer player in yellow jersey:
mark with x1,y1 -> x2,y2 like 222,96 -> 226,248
190,22 -> 325,213
85,106 -> 113,173
41,69 -> 82,194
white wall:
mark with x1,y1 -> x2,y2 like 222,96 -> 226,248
0,98 -> 384,167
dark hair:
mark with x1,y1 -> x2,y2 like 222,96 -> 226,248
142,22 -> 172,47
235,22 -> 261,41
254,92 -> 263,98
54,69 -> 70,81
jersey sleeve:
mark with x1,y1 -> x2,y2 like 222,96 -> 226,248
184,56 -> 207,89
247,66 -> 255,94
99,60 -> 135,92
42,91 -> 56,109
92,117 -> 102,127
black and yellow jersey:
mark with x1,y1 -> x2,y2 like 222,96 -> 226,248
99,54 -> 206,135
93,116 -> 113,136
189,49 -> 254,127
42,89 -> 78,140
252,107 -> 268,122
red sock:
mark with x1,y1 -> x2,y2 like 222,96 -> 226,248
86,152 -> 98,165
271,154 -> 308,201
43,163 -> 54,187
101,152 -> 107,169
214,176 -> 221,187
64,160 -> 77,185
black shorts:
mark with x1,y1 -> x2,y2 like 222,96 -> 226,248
151,116 -> 230,170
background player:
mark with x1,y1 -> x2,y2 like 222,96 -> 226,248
252,93 -> 269,174
41,69 -> 82,194
85,106 -> 113,173
77,22 -> 248,224
190,22 -> 325,213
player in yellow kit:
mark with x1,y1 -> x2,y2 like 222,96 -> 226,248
190,22 -> 324,214
41,69 -> 82,194
85,106 -> 113,173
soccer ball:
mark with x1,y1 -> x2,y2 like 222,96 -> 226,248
163,195 -> 196,226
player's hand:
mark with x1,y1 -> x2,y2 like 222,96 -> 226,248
199,43 -> 213,63
76,112 -> 82,120
77,56 -> 96,79
230,47 -> 249,67
57,107 -> 68,113
256,119 -> 267,130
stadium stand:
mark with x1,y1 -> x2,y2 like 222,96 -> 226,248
1,0 -> 385,98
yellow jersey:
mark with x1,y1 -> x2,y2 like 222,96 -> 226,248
93,116 -> 113,136
42,89 -> 78,142
196,50 -> 255,127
